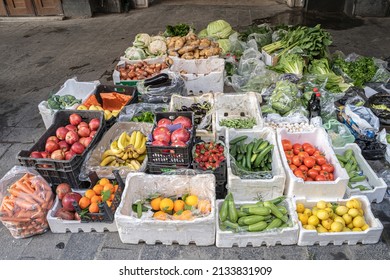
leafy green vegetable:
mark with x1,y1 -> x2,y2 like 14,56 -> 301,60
206,19 -> 233,39
217,39 -> 231,54
164,23 -> 192,37
239,24 -> 271,42
131,111 -> 154,123
219,117 -> 257,129
47,94 -> 81,110
332,56 -> 378,87
269,80 -> 300,115
198,28 -> 208,38
270,53 -> 305,77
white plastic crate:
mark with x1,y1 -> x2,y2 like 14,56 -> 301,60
278,127 -> 349,200
215,198 -> 299,247
294,196 -> 384,246
168,57 -> 224,94
226,128 -> 286,201
81,122 -> 152,180
215,92 -> 263,133
38,78 -> 99,129
115,173 -> 216,246
333,143 -> 387,203
47,190 -> 117,233
169,93 -> 216,142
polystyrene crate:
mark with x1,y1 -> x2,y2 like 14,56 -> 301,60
215,92 -> 263,133
277,127 -> 349,200
168,57 -> 224,94
226,128 -> 286,201
215,198 -> 299,247
169,93 -> 216,142
333,143 -> 387,203
295,196 -> 384,246
115,173 -> 216,246
47,190 -> 117,233
39,78 -> 99,129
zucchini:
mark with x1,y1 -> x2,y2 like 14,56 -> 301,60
350,175 -> 366,183
219,198 -> 229,222
238,215 -> 271,225
266,218 -> 283,230
230,135 -> 248,145
227,195 -> 238,223
237,210 -> 249,218
223,220 -> 239,230
243,206 -> 271,216
264,201 -> 288,223
242,221 -> 268,232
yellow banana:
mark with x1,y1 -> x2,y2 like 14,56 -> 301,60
121,152 -> 129,160
118,132 -> 128,150
130,160 -> 141,170
127,150 -> 133,159
110,140 -> 123,155
129,131 -> 137,146
100,156 -> 116,166
101,149 -> 116,160
126,163 -> 135,170
126,134 -> 131,143
137,154 -> 146,163
134,131 -> 144,149
135,137 -> 147,154
132,152 -> 139,159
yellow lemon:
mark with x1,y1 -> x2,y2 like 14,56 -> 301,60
308,215 -> 320,227
361,224 -> 369,231
316,200 -> 327,209
352,228 -> 362,232
317,225 -> 328,233
335,205 -> 349,216
316,209 -> 330,220
348,208 -> 360,218
330,221 -> 343,232
298,213 -> 309,225
352,216 -> 365,228
185,195 -> 199,207
347,223 -> 354,229
321,218 -> 333,230
304,208 -> 312,216
334,216 -> 346,227
342,213 -> 353,225
312,206 -> 319,216
304,225 -> 316,230
296,203 -> 305,213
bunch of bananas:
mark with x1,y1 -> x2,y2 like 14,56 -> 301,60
100,131 -> 147,170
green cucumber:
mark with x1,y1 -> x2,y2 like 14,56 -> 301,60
230,135 -> 248,145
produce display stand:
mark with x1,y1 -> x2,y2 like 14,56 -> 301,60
115,173 -> 216,246
225,127 -> 286,201
17,110 -> 105,189
294,196 -> 384,246
277,127 -> 349,200
215,198 -> 299,247
333,143 -> 387,203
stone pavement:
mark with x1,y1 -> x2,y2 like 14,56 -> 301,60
0,0 -> 389,260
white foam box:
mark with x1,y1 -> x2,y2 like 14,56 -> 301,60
261,49 -> 279,66
169,93 -> 216,142
168,57 -> 224,95
215,198 -> 299,247
38,78 -> 99,129
115,173 -> 216,246
226,127 -> 286,201
277,127 -> 349,200
333,143 -> 387,203
47,190 -> 117,233
215,92 -> 263,133
295,196 -> 384,246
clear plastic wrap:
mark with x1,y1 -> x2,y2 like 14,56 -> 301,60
268,80 -> 303,116
136,72 -> 187,103
264,113 -> 315,132
0,166 -> 54,239
80,122 -> 153,180
322,119 -> 355,147
118,103 -> 168,123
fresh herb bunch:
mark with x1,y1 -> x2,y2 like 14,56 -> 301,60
131,111 -> 154,123
332,56 -> 378,87
164,23 -> 192,37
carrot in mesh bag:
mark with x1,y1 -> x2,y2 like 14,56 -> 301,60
100,92 -> 132,111
0,167 -> 54,239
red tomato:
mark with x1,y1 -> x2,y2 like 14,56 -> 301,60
305,177 -> 314,181
292,155 -> 302,167
319,170 -> 330,180
322,164 -> 334,173
285,150 -> 294,157
313,150 -> 325,159
312,165 -> 322,172
292,143 -> 302,150
316,156 -> 327,166
282,139 -> 293,151
298,151 -> 310,160
299,165 -> 308,172
294,169 -> 305,180
289,164 -> 298,171
286,158 -> 292,165
303,157 -> 316,168
307,169 -> 319,179
302,143 -> 313,151
315,175 -> 326,181
293,147 -> 302,155
304,146 -> 315,156
328,173 -> 334,181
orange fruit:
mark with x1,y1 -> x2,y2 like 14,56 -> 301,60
185,195 -> 198,207
173,200 -> 185,212
84,189 -> 96,199
153,211 -> 167,220
160,198 -> 174,212
103,184 -> 114,193
114,185 -> 119,193
99,178 -> 110,186
106,201 -> 112,207
109,194 -> 115,201
173,210 -> 193,220
92,184 -> 103,195
91,195 -> 102,203
197,200 -> 211,214
79,197 -> 91,209
150,197 -> 162,211
89,202 -> 99,213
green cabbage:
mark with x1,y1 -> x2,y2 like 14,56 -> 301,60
217,39 -> 231,54
206,20 -> 232,39
198,28 -> 208,38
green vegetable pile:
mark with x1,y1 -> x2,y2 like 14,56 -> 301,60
47,94 -> 81,110
229,135 -> 273,173
130,111 -> 154,123
332,56 -> 378,87
336,149 -> 371,191
271,53 -> 305,77
269,80 -> 300,115
219,117 -> 257,129
164,23 -> 192,37
219,193 -> 291,233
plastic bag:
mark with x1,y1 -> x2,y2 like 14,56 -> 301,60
0,166 -> 54,239
344,105 -> 380,138
323,119 -> 355,147
118,103 -> 168,123
230,155 -> 273,180
247,32 -> 272,50
268,80 -> 302,116
80,122 -> 153,180
137,72 -> 187,103
372,58 -> 390,84
264,113 -> 315,132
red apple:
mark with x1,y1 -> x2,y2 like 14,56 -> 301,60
173,116 -> 192,129
69,113 -> 82,126
51,149 -> 65,160
56,127 -> 69,140
77,122 -> 88,130
65,124 -> 77,133
30,151 -> 43,158
157,118 -> 172,128
58,140 -> 70,151
153,127 -> 171,143
78,126 -> 90,137
89,118 -> 100,131
65,150 -> 76,160
47,136 -> 59,143
45,140 -> 60,153
40,151 -> 50,158
152,140 -> 169,146
71,142 -> 85,154
65,130 -> 79,145
90,130 -> 97,138
171,140 -> 187,147
171,128 -> 190,143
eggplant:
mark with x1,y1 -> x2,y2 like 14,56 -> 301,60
144,73 -> 170,87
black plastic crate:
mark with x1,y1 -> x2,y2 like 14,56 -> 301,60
147,163 -> 192,174
355,139 -> 386,160
94,84 -> 137,128
72,170 -> 124,223
146,112 -> 195,165
216,180 -> 227,200
17,110 -> 105,188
